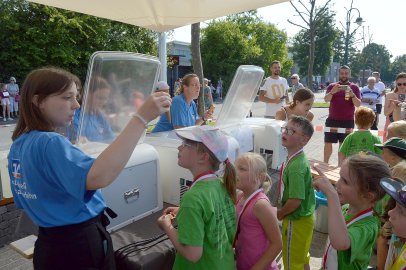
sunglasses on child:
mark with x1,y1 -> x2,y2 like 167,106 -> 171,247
397,83 -> 406,86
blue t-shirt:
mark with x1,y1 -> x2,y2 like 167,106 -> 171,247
72,109 -> 114,142
152,93 -> 199,133
8,131 -> 106,227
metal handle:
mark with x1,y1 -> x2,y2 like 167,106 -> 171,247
123,188 -> 140,203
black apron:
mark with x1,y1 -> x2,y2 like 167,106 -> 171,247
34,208 -> 117,270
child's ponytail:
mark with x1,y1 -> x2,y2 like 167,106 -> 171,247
197,143 -> 236,203
223,159 -> 237,204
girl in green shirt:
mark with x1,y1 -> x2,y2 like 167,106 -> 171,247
313,154 -> 391,270
157,126 -> 237,270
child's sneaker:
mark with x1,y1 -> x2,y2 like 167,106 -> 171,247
8,117 -> 13,121
3,118 -> 6,122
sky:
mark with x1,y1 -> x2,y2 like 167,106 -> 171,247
170,0 -> 403,59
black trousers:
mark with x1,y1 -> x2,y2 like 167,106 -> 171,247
34,214 -> 116,270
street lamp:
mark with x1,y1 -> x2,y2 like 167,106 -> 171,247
343,6 -> 364,66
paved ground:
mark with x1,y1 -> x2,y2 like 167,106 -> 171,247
0,92 -> 386,269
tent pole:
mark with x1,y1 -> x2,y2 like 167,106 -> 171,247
158,32 -> 167,82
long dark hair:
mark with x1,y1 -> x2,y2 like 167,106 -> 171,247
12,67 -> 81,140
288,88 -> 314,109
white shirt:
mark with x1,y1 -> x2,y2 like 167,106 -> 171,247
374,80 -> 385,104
361,86 -> 380,111
260,76 -> 289,117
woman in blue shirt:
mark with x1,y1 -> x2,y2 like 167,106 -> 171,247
8,67 -> 171,269
152,73 -> 212,132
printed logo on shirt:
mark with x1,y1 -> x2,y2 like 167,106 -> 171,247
12,159 -> 21,179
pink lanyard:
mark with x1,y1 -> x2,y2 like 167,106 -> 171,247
277,149 -> 303,199
189,171 -> 217,189
233,188 -> 263,248
323,207 -> 374,269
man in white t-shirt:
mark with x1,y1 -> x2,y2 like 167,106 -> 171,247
372,71 -> 386,126
259,60 -> 289,118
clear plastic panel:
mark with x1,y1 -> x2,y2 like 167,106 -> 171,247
75,52 -> 160,146
215,65 -> 264,128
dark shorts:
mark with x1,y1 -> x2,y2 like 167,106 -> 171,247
324,118 -> 354,143
376,104 -> 382,114
34,214 -> 116,270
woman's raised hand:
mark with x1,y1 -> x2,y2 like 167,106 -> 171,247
137,92 -> 171,122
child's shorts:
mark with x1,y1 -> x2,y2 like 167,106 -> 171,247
1,98 -> 10,106
282,215 -> 314,270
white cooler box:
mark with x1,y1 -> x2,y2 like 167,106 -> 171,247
214,65 -> 286,170
243,117 -> 287,170
82,143 -> 162,232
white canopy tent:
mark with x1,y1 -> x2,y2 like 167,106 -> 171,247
27,0 -> 289,80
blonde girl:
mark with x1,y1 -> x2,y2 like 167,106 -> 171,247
157,126 -> 237,269
313,154 -> 391,270
234,153 -> 282,270
387,120 -> 406,140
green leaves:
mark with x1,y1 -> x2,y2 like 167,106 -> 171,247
201,13 -> 291,93
0,0 -> 157,83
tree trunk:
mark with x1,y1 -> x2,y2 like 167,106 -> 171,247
191,22 -> 205,116
308,26 -> 315,89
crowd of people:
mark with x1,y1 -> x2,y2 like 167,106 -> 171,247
258,61 -> 406,269
0,76 -> 19,122
5,61 -> 406,270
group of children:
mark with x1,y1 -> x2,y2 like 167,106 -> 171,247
158,110 -> 406,270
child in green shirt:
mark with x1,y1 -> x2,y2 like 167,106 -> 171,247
339,106 -> 382,165
157,126 -> 236,270
313,154 -> 391,270
277,116 -> 315,270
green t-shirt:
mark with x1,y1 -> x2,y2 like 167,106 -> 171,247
173,178 -> 236,270
281,152 -> 316,220
337,205 -> 380,270
339,130 -> 382,157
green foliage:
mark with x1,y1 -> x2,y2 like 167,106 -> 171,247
290,7 -> 339,77
0,0 -> 157,83
333,30 -> 357,65
391,55 -> 406,79
201,13 -> 291,94
350,43 -> 391,82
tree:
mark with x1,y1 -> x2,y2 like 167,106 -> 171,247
351,43 -> 391,84
290,7 -> 339,81
191,22 -> 205,115
288,0 -> 334,87
0,0 -> 157,82
227,11 -> 292,79
391,55 -> 406,78
333,30 -> 357,65
201,13 -> 291,94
